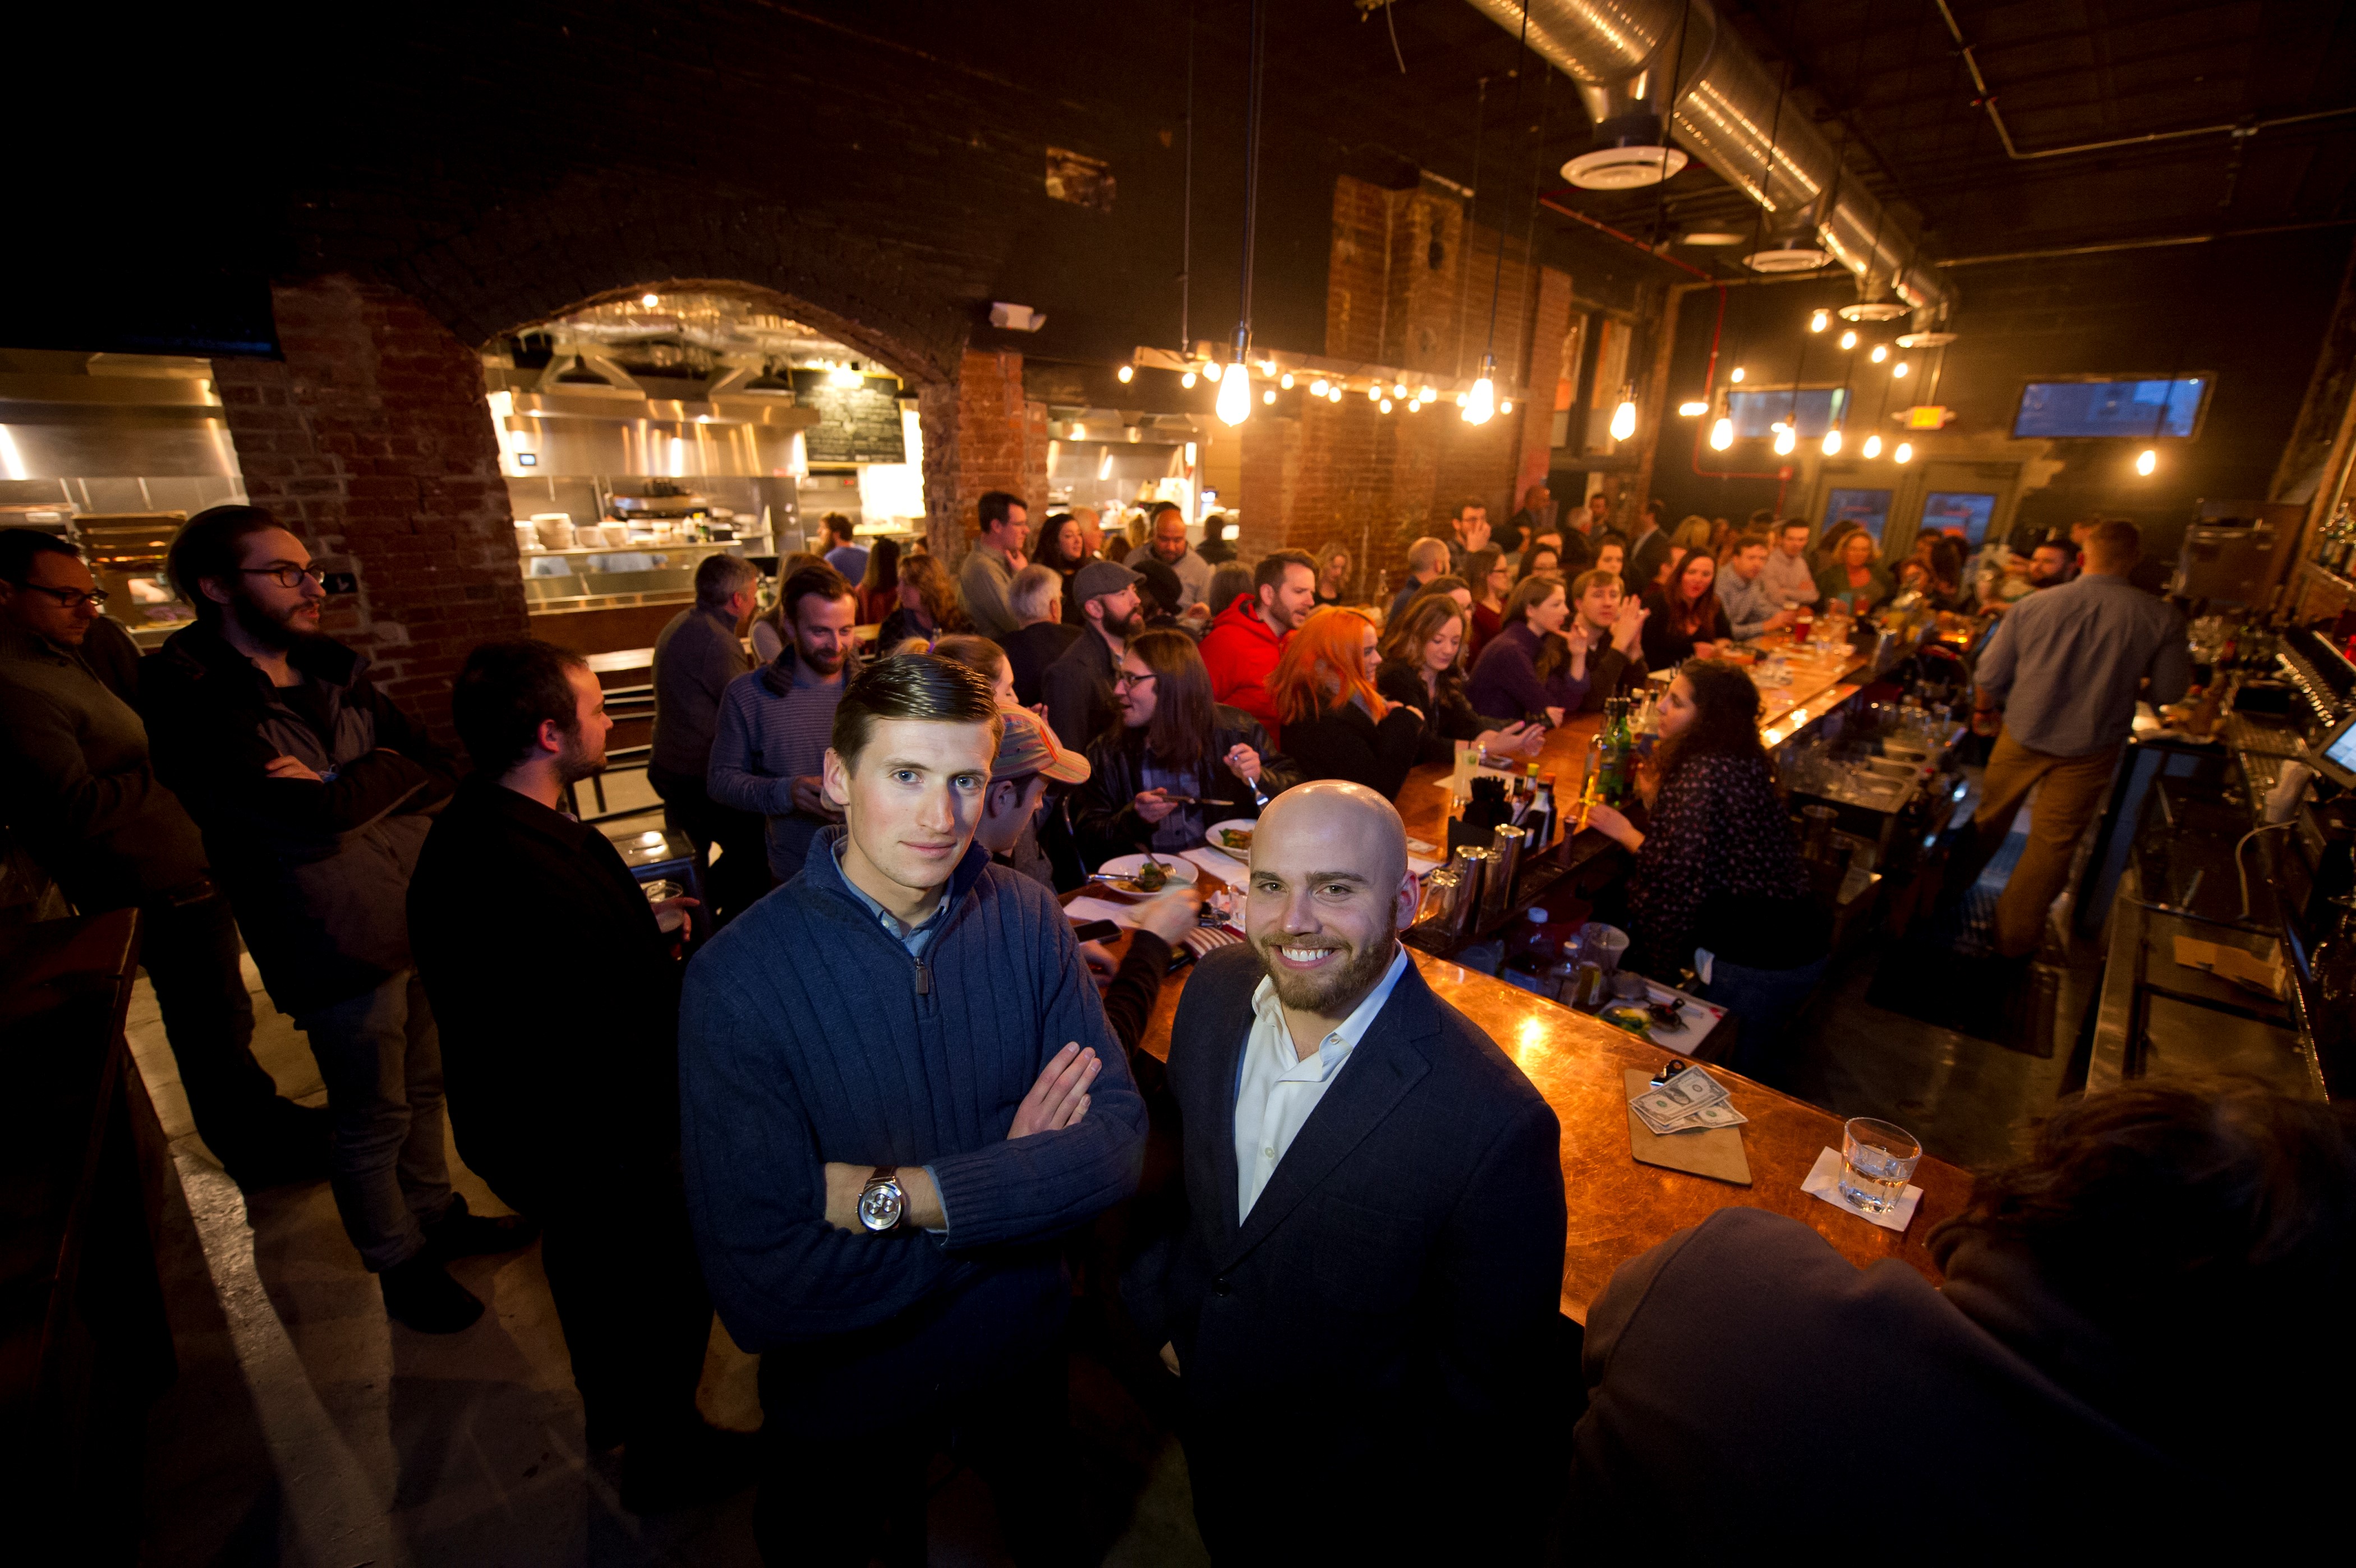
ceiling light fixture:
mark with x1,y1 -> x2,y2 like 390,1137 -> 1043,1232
1710,416 -> 1734,450
1181,370 -> 1198,388
1677,401 -> 1708,417
1839,329 -> 1858,351
1894,442 -> 1913,464
1730,367 -> 1746,383
1810,309 -> 1829,333
1203,361 -> 1223,383
1869,344 -> 1889,364
1821,427 -> 1842,456
1774,426 -> 1796,456
1609,388 -> 1637,443
2137,447 -> 2157,476
641,293 -> 660,309
1117,364 -> 1135,383
1216,357 -> 1253,426
1310,378 -> 1329,396
1892,360 -> 1910,378
1862,433 -> 1883,458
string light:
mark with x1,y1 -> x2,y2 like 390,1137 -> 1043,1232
2136,447 -> 2157,476
1677,401 -> 1708,416
1379,397 -> 1395,413
1869,344 -> 1889,364
1310,378 -> 1329,396
1862,433 -> 1883,458
1894,442 -> 1913,463
1609,395 -> 1636,443
1892,360 -> 1910,379
1328,387 -> 1342,402
1368,385 -> 1382,402
1203,361 -> 1223,381
1407,398 -> 1423,412
1710,416 -> 1733,449
1419,386 -> 1435,402
1500,399 -> 1514,415
1839,329 -> 1857,350
1216,360 -> 1251,425
1262,388 -> 1276,404
1456,392 -> 1470,408
1730,367 -> 1746,383
1774,426 -> 1797,456
641,293 -> 660,308
1279,371 -> 1295,389
1464,355 -> 1497,426
1116,364 -> 1135,383
1821,428 -> 1842,455
1392,381 -> 1408,398
1181,370 -> 1198,388
1810,309 -> 1829,332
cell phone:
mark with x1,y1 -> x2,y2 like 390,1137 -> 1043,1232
1069,918 -> 1121,944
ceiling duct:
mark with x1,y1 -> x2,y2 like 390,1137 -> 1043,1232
1464,0 -> 1949,315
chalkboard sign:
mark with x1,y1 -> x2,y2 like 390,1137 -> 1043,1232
790,371 -> 908,464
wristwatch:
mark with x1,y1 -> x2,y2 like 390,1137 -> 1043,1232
858,1166 -> 906,1232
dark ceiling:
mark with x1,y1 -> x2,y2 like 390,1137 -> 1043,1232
1260,0 -> 2356,278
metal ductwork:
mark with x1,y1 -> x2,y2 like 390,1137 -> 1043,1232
1464,0 -> 1950,318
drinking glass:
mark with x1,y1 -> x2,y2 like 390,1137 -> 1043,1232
1839,1118 -> 1922,1214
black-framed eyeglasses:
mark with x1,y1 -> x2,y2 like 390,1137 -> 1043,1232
240,564 -> 328,590
23,583 -> 109,610
1113,671 -> 1157,691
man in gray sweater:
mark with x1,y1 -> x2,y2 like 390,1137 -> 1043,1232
650,553 -> 766,923
0,528 -> 322,1183
708,564 -> 861,884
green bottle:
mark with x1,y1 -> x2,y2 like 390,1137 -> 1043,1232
1600,697 -> 1636,806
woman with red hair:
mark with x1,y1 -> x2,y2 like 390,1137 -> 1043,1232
1265,608 -> 1425,797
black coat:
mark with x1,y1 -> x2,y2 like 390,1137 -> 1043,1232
1374,656 -> 1511,766
996,619 -> 1080,710
407,776 -> 684,1215
1136,946 -> 1567,1558
1073,706 -> 1295,865
1277,696 -> 1424,798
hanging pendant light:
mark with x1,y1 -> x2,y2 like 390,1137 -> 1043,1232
1213,0 -> 1269,430
2136,447 -> 2157,476
1774,426 -> 1797,456
1464,352 -> 1498,426
1821,428 -> 1842,456
1677,401 -> 1708,417
1116,364 -> 1135,383
1810,309 -> 1830,333
1216,355 -> 1253,426
1893,442 -> 1913,464
1710,416 -> 1734,450
1609,385 -> 1637,443
1839,329 -> 1858,351
1862,433 -> 1883,458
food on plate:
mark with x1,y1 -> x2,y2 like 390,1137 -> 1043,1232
1217,826 -> 1253,853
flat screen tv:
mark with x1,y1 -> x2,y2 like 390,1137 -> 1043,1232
1728,387 -> 1847,440
1920,491 -> 1998,546
2012,376 -> 2210,439
1823,488 -> 1892,544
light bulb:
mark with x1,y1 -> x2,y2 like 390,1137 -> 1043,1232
1071,423 -> 1086,440
1710,416 -> 1733,450
1407,398 -> 1423,412
1774,426 -> 1796,456
1216,362 -> 1253,425
1393,381 -> 1407,398
1328,387 -> 1342,402
1262,388 -> 1276,404
1116,364 -> 1134,383
1420,387 -> 1435,402
1810,309 -> 1829,333
1260,360 -> 1277,376
2137,447 -> 2157,476
1500,399 -> 1513,413
1677,401 -> 1708,417
1456,391 -> 1470,407
641,293 -> 660,308
1771,420 -> 1788,433
1863,433 -> 1883,458
1280,372 -> 1295,389
1892,360 -> 1910,378
1203,361 -> 1223,382
1869,344 -> 1889,364
1310,378 -> 1329,397
829,362 -> 862,388
1731,367 -> 1746,383
1181,370 -> 1198,389
1368,385 -> 1381,402
1839,329 -> 1857,350
1609,398 -> 1637,442
1894,442 -> 1912,464
1464,376 -> 1495,425
1822,428 -> 1842,456
1379,398 -> 1394,413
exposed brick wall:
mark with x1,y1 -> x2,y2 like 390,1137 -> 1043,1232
213,275 -> 525,737
929,350 -> 1048,561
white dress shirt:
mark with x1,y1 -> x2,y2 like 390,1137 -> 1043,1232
1233,945 -> 1412,1221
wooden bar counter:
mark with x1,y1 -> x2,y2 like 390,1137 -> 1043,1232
1131,948 -> 1966,1323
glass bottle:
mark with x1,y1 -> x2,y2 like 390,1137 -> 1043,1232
1600,697 -> 1637,807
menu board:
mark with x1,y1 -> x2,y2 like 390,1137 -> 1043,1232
790,371 -> 908,465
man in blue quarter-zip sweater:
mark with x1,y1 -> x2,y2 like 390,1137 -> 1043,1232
679,654 -> 1146,1568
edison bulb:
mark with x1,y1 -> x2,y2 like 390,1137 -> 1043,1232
2136,447 -> 2157,476
1774,426 -> 1796,456
1368,385 -> 1382,402
1609,398 -> 1636,443
1279,372 -> 1294,389
1203,361 -> 1222,382
1731,367 -> 1746,383
1500,400 -> 1513,414
1869,344 -> 1889,364
1894,442 -> 1913,464
1407,398 -> 1423,412
1181,370 -> 1198,388
1892,360 -> 1910,379
1379,398 -> 1394,413
1677,401 -> 1708,417
641,293 -> 660,308
1710,416 -> 1733,450
1393,382 -> 1407,399
1328,387 -> 1342,402
1464,376 -> 1496,425
1456,391 -> 1470,408
1862,433 -> 1883,458
1116,364 -> 1134,383
1822,428 -> 1842,456
1262,388 -> 1276,405
1839,329 -> 1857,350
1310,378 -> 1329,397
1810,309 -> 1829,333
1216,362 -> 1252,426
1420,387 -> 1435,402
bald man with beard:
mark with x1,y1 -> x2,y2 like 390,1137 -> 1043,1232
1129,781 -> 1566,1562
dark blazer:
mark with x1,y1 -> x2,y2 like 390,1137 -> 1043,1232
1278,696 -> 1425,798
1141,946 -> 1566,1558
997,619 -> 1081,710
408,776 -> 684,1216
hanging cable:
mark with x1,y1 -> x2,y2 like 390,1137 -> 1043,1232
1453,76 -> 1490,380
1178,0 -> 1195,356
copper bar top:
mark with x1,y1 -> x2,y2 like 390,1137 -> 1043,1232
1134,947 -> 1965,1322
1391,632 -> 1871,847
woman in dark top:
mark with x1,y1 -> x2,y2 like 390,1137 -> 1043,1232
1640,550 -> 1734,669
1374,595 -> 1545,766
1584,661 -> 1812,982
1265,608 -> 1424,798
1034,512 -> 1089,608
1073,629 -> 1294,864
1466,574 -> 1588,725
855,537 -> 901,626
1464,546 -> 1510,663
1815,528 -> 1896,615
1312,539 -> 1353,606
1515,543 -> 1563,584
875,550 -> 964,647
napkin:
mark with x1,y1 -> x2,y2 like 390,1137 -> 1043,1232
1800,1146 -> 1921,1234
1064,896 -> 1145,929
1181,845 -> 1246,880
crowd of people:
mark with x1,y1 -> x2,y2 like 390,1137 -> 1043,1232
0,484 -> 2306,1562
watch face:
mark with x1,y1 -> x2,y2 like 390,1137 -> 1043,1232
858,1181 -> 904,1231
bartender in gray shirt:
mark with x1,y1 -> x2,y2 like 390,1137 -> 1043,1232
1964,518 -> 2192,958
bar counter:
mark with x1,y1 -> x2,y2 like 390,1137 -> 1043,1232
1129,945 -> 1967,1323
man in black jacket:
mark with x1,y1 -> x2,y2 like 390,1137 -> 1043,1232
144,507 -> 531,1333
1136,780 -> 1567,1561
410,639 -> 753,1510
0,528 -> 322,1182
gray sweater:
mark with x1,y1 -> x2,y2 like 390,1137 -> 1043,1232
651,604 -> 752,776
706,655 -> 847,880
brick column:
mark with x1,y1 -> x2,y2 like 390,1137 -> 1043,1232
918,349 -> 1048,560
213,275 -> 524,738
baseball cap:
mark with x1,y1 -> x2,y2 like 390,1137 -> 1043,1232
991,706 -> 1091,785
1072,559 -> 1142,604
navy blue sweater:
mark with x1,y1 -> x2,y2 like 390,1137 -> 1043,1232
678,825 -> 1145,1430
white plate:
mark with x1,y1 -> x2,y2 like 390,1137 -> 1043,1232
1204,819 -> 1257,859
1097,853 -> 1200,894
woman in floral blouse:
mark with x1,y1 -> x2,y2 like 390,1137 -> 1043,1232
1584,660 -> 1811,982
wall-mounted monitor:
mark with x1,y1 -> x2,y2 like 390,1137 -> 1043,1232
1823,488 -> 1892,544
1919,490 -> 1998,546
1728,387 -> 1848,439
2012,375 -> 2211,440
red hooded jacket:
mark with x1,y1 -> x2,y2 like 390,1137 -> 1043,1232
1199,592 -> 1288,744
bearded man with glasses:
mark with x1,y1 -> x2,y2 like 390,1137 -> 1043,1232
144,506 -> 534,1333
